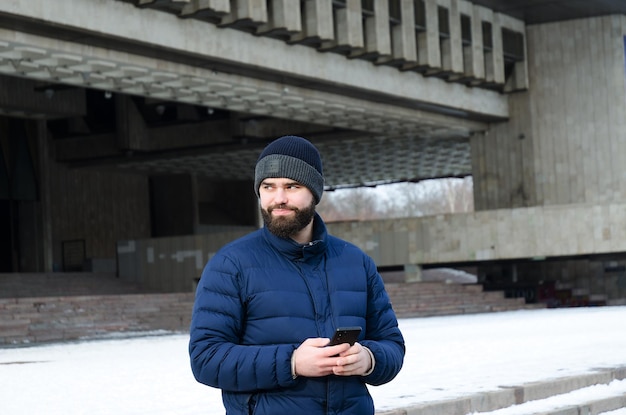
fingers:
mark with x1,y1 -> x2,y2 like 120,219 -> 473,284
301,337 -> 332,347
294,339 -> 367,378
294,338 -> 351,377
332,344 -> 371,376
325,343 -> 351,356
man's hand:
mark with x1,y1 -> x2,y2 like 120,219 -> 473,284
292,338 -> 349,377
292,338 -> 372,378
331,343 -> 373,376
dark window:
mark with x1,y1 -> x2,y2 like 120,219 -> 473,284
502,28 -> 525,61
438,6 -> 449,39
389,0 -> 401,24
482,21 -> 493,51
461,14 -> 471,46
414,0 -> 426,31
362,0 -> 374,14
502,29 -> 525,84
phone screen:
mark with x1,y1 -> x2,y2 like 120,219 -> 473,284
328,326 -> 362,346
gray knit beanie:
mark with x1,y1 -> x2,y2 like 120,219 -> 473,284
254,135 -> 324,204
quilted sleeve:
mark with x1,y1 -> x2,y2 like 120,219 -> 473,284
188,253 -> 297,392
359,255 -> 406,386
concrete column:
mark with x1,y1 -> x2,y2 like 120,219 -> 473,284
417,0 -> 441,68
485,12 -> 505,84
221,0 -> 268,25
441,0 -> 464,76
115,95 -> 147,151
181,0 -> 230,20
460,2 -> 485,81
320,0 -> 364,52
290,0 -> 334,44
390,0 -> 418,66
258,0 -> 302,35
36,120 -> 54,272
477,7 -> 505,85
180,0 -> 230,24
404,263 -> 423,282
354,0 -> 391,61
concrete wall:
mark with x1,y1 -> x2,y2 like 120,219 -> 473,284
327,204 -> 626,266
465,15 -> 626,303
113,201 -> 626,302
472,15 -> 626,210
117,227 -> 254,292
47,154 -> 152,271
1,117 -> 152,273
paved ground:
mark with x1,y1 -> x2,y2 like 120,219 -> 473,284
0,306 -> 625,414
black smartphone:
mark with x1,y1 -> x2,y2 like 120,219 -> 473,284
328,326 -> 362,346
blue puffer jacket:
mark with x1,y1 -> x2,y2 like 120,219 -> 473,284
189,214 -> 405,415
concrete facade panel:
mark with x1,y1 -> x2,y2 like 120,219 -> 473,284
0,0 -> 509,119
472,16 -> 626,210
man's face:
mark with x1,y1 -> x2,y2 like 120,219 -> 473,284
259,178 -> 316,239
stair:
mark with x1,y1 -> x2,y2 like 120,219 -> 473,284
0,292 -> 194,345
385,281 -> 545,318
377,367 -> 626,415
0,273 -> 544,346
0,272 -> 141,298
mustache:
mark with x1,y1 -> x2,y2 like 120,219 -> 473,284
268,204 -> 298,212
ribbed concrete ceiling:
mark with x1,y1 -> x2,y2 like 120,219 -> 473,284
116,134 -> 472,189
0,35 -> 482,189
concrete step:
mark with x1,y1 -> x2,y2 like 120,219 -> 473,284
385,281 -> 545,317
474,382 -> 626,415
377,367 -> 626,415
0,274 -> 544,345
0,293 -> 194,345
0,272 -> 142,298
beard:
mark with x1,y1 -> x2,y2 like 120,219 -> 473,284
261,201 -> 316,239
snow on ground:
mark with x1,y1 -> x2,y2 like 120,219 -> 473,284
0,306 -> 625,415
471,380 -> 626,415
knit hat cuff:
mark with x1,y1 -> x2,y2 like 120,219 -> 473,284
255,154 -> 324,204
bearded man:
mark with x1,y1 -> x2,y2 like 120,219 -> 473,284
189,135 -> 405,415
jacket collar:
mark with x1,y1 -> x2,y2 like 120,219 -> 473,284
263,212 -> 328,261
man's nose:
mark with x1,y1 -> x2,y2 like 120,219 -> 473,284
273,188 -> 288,203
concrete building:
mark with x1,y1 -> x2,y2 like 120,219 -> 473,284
1,1 -> 626,307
